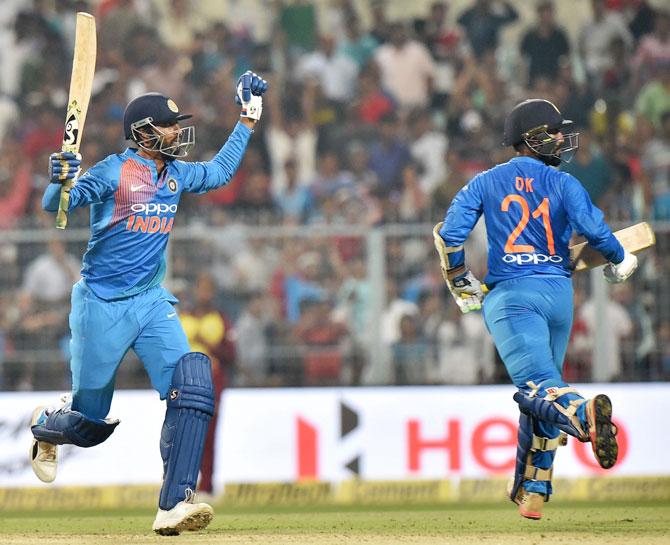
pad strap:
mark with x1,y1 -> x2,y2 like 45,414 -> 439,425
532,433 -> 567,451
524,459 -> 553,481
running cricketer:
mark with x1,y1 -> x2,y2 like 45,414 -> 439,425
29,71 -> 268,535
434,99 -> 638,519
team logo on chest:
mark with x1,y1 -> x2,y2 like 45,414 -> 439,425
167,178 -> 178,193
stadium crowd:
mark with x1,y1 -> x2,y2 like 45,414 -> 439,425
0,0 -> 668,390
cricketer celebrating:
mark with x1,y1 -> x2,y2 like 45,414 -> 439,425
434,99 -> 638,519
29,71 -> 268,535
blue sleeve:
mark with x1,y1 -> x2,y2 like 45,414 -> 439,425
438,175 -> 484,270
68,169 -> 117,210
42,183 -> 62,212
563,174 -> 624,264
183,121 -> 252,194
41,166 -> 116,213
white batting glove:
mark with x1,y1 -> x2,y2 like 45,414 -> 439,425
448,270 -> 485,313
603,251 -> 638,283
239,94 -> 263,121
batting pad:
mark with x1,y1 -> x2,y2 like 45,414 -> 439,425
31,407 -> 119,447
159,352 -> 215,511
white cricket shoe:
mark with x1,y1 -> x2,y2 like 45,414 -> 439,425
29,406 -> 58,483
152,492 -> 214,536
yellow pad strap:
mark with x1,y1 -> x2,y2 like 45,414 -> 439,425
531,433 -> 567,451
523,463 -> 553,482
544,386 -> 579,401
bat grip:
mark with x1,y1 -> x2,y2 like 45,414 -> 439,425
55,179 -> 74,230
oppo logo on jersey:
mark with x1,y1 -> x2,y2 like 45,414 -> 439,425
503,253 -> 564,265
125,202 -> 177,235
131,203 -> 178,215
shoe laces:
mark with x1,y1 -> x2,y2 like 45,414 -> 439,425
39,443 -> 57,463
184,488 -> 196,504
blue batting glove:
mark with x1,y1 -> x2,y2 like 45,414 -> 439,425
235,70 -> 269,105
48,152 -> 82,184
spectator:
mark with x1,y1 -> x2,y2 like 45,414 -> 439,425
374,22 -> 436,110
7,291 -> 67,390
560,129 -> 613,205
155,0 -> 207,53
0,137 -> 33,229
578,0 -> 633,89
283,250 -> 326,323
635,59 -> 670,130
369,0 -> 392,45
632,9 -> 670,89
275,158 -> 314,225
457,0 -> 518,59
22,239 -> 80,303
397,162 -> 429,223
265,81 -> 317,198
422,2 -> 464,108
334,256 -> 370,341
409,109 -> 448,195
642,110 -> 670,221
294,34 -> 359,108
392,314 -> 432,385
641,110 -> 670,219
579,284 -> 634,381
231,235 -> 279,295
354,67 -> 395,125
278,0 -> 317,58
563,287 -> 592,382
380,278 -> 418,349
520,0 -> 570,86
234,292 -> 271,387
436,304 -> 493,384
231,169 -> 282,225
368,112 -> 412,195
294,298 -> 351,385
309,150 -> 355,203
338,12 -> 379,70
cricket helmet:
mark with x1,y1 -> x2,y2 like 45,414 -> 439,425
123,93 -> 194,158
503,98 -> 578,166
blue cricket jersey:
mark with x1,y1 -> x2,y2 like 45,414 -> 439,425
43,121 -> 253,300
439,156 -> 624,287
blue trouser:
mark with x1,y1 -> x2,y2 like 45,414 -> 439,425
483,275 -> 586,496
69,280 -> 190,420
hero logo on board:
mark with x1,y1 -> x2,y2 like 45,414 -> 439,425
295,412 -> 628,479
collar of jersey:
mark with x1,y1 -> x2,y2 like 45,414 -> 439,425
122,148 -> 167,170
509,155 -> 545,166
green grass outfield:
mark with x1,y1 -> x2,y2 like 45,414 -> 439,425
1,500 -> 669,545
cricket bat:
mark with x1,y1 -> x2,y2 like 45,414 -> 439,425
570,221 -> 655,271
55,12 -> 96,230
435,221 -> 656,299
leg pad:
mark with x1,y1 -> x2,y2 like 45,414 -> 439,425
159,352 -> 215,511
514,388 -> 587,441
31,408 -> 119,447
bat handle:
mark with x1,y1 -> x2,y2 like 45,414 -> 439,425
460,283 -> 489,300
55,179 -> 75,230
